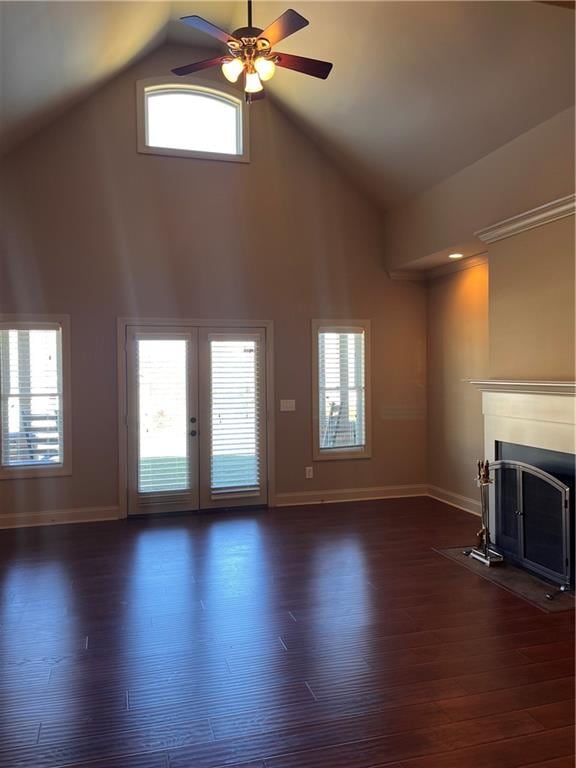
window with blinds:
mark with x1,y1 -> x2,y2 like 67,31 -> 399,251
0,323 -> 67,474
314,322 -> 371,460
209,338 -> 262,494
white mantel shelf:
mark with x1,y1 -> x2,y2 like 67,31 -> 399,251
468,380 -> 576,396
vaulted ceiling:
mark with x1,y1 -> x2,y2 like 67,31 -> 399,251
1,1 -> 574,206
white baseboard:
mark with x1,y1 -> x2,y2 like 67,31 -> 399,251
0,506 -> 122,529
0,488 -> 479,529
272,484 -> 428,507
427,485 -> 481,516
273,484 -> 480,516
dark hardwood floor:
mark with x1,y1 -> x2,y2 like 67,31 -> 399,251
0,497 -> 573,768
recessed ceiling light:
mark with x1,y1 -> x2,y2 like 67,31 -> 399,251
449,253 -> 464,260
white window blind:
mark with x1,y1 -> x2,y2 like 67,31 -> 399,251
0,326 -> 64,468
318,330 -> 366,451
210,339 -> 261,494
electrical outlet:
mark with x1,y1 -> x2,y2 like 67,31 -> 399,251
305,466 -> 314,479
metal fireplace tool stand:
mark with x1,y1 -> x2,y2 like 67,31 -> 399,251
464,459 -> 504,566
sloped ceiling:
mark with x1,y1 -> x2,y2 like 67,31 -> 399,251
1,1 -> 574,206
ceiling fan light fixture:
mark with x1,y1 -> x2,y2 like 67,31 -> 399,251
254,55 -> 276,81
221,57 -> 244,83
245,69 -> 264,93
174,4 -> 332,98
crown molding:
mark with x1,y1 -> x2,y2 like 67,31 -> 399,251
387,253 -> 487,282
474,194 -> 575,245
468,379 -> 576,396
427,253 -> 487,280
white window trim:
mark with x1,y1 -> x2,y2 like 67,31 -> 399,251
0,315 -> 72,480
136,76 -> 250,163
312,319 -> 372,462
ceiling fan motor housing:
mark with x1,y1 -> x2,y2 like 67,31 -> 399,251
228,29 -> 273,65
232,26 -> 264,40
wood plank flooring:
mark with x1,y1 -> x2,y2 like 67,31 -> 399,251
0,497 -> 573,767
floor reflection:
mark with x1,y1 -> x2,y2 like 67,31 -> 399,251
0,560 -> 78,739
122,527 -> 200,677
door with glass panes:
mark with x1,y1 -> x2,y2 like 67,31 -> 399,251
126,326 -> 267,515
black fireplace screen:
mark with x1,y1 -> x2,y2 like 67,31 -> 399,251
492,459 -> 571,587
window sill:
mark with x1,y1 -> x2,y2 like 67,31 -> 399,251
137,144 -> 250,163
0,465 -> 72,481
313,448 -> 372,462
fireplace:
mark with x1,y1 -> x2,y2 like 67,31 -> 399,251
470,380 -> 576,587
492,442 -> 574,587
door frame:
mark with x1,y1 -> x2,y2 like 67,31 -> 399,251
117,317 -> 276,519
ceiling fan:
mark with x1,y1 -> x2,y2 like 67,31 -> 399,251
171,0 -> 333,101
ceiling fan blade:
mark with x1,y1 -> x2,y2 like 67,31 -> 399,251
171,57 -> 224,77
259,9 -> 309,46
275,52 -> 333,80
179,15 -> 238,44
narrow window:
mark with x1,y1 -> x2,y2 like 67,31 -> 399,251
0,319 -> 71,478
313,321 -> 371,460
137,81 -> 248,162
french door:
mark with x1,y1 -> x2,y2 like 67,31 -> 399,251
126,325 -> 267,515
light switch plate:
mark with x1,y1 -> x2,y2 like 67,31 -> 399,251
280,399 -> 296,412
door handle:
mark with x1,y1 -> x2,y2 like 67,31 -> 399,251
190,430 -> 197,437
190,417 -> 197,423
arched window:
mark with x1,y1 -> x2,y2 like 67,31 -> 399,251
137,80 -> 248,162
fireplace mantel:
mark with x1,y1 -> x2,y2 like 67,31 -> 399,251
469,380 -> 576,396
469,379 -> 575,528
469,380 -> 575,456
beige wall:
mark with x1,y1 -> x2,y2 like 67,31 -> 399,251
383,107 -> 575,270
426,262 -> 489,504
426,214 -> 575,510
0,44 -> 427,520
0,41 -> 572,523
489,217 -> 575,380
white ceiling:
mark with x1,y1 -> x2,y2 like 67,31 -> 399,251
1,1 -> 574,205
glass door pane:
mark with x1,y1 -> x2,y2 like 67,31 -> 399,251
210,339 -> 259,493
199,330 -> 267,508
137,339 -> 189,493
127,329 -> 199,515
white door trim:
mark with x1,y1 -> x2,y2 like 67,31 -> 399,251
117,317 -> 276,519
